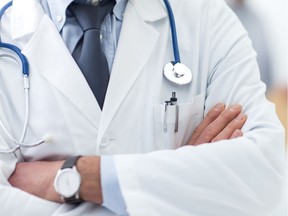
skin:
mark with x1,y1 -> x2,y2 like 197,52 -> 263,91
8,103 -> 247,205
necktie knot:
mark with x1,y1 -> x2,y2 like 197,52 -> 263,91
69,0 -> 116,31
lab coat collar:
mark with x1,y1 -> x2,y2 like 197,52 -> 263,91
129,0 -> 167,22
9,0 -> 45,40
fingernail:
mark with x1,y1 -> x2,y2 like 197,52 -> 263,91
214,103 -> 225,111
229,104 -> 241,112
236,113 -> 246,121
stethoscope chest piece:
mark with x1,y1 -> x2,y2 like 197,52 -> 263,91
164,62 -> 192,85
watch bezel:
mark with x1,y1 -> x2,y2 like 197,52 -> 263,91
54,167 -> 81,198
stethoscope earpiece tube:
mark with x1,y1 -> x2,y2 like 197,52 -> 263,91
0,42 -> 29,76
0,1 -> 12,20
0,1 -> 29,77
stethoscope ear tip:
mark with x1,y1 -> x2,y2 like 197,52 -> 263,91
42,133 -> 53,143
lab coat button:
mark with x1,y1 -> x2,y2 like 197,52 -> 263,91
56,15 -> 63,23
100,135 -> 110,147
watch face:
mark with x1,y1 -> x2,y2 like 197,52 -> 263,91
54,169 -> 81,197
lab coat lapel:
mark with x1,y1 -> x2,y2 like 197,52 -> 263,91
99,0 -> 167,139
21,15 -> 101,128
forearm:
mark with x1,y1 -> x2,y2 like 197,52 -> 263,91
8,156 -> 102,204
9,160 -> 62,202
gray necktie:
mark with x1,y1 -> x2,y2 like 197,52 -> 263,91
69,0 -> 116,109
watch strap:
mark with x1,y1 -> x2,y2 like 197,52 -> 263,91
63,194 -> 82,204
61,155 -> 81,169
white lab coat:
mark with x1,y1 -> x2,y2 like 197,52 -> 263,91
0,0 -> 285,215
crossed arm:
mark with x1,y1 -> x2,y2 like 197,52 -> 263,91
9,103 -> 247,204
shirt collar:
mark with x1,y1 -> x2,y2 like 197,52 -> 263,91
46,0 -> 73,31
45,0 -> 127,32
113,0 -> 128,21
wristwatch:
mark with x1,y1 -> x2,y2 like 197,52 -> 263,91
54,156 -> 82,204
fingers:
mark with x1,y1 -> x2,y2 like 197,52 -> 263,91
229,129 -> 243,139
211,113 -> 247,142
189,104 -> 246,146
188,103 -> 226,145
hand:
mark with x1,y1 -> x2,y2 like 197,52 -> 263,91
188,103 -> 247,146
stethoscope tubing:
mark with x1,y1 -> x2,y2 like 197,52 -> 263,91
0,1 -> 12,19
0,2 -> 29,76
162,0 -> 181,64
0,42 -> 29,76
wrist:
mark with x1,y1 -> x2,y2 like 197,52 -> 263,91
77,156 -> 102,204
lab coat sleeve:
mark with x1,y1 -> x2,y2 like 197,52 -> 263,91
113,1 -> 286,216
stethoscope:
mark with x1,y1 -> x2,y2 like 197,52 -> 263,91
0,0 -> 192,155
0,1 -> 52,157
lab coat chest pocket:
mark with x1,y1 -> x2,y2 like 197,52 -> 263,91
153,92 -> 205,149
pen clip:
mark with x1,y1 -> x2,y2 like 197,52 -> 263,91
163,92 -> 179,133
163,101 -> 170,132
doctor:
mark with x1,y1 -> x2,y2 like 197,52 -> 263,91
0,0 -> 285,215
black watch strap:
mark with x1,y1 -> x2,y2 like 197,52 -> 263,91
64,195 -> 82,204
61,156 -> 81,169
61,156 -> 82,204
